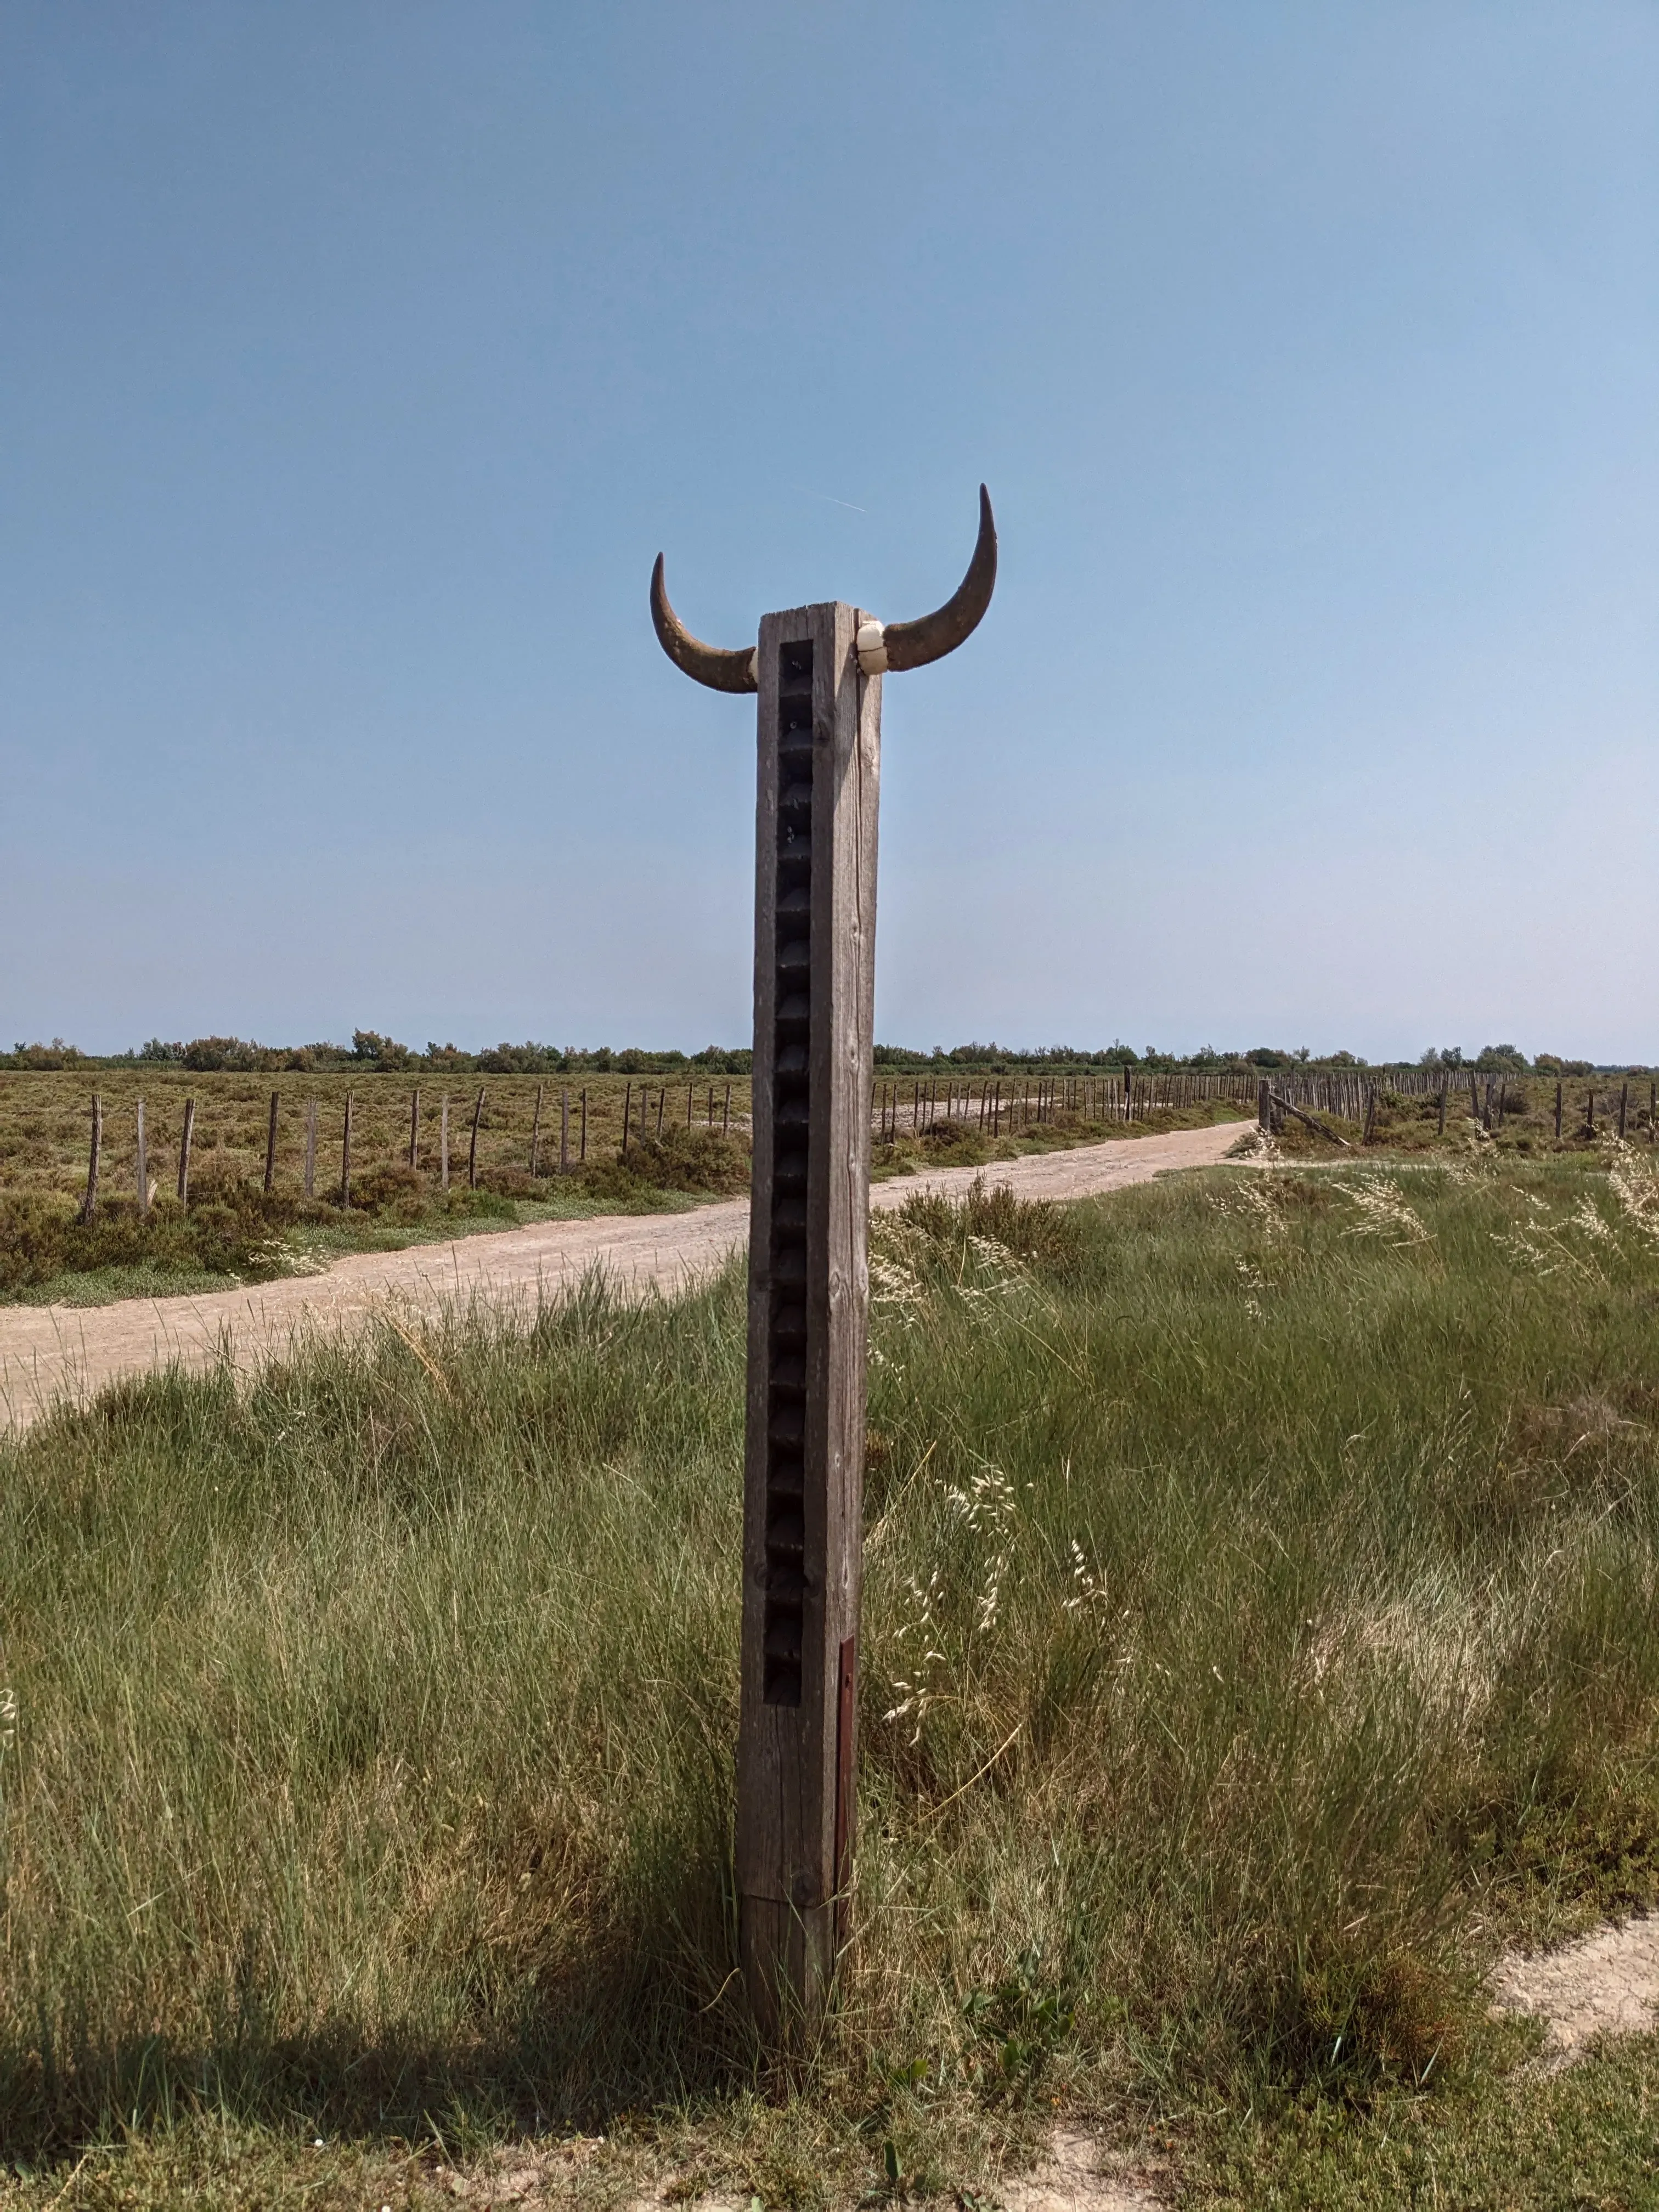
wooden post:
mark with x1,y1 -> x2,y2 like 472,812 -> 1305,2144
1651,1081 -> 1657,1145
136,1098 -> 149,1218
79,1093 -> 103,1223
529,1084 -> 544,1176
723,1081 -> 731,1137
264,1090 -> 279,1193
1364,1087 -> 1377,1143
1555,1081 -> 1563,1139
178,1096 -> 196,1205
409,1087 -> 421,1170
560,1085 -> 570,1173
656,1086 -> 665,1138
688,1081 -> 694,1128
1620,1082 -> 1629,1140
736,602 -> 879,2040
1437,1081 -> 1448,1136
440,1094 -> 450,1190
340,1090 -> 353,1207
303,1098 -> 316,1198
469,1086 -> 484,1188
1257,1079 -> 1271,1131
622,1080 -> 632,1156
580,1087 -> 588,1163
1587,1090 -> 1595,1136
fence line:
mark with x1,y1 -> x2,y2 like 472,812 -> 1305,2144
48,1066 -> 1659,1222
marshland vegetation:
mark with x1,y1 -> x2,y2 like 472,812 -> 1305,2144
4,1140 -> 1659,2202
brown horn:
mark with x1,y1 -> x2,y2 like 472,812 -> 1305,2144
651,555 -> 757,693
867,484 -> 997,674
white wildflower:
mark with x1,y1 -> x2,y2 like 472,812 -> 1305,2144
1340,1173 -> 1434,1248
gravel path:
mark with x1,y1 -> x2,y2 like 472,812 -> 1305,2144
0,1122 -> 1242,1430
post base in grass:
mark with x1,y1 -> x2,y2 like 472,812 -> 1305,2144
740,1895 -> 838,2040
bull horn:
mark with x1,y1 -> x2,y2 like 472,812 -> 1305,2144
857,484 -> 997,676
651,555 -> 758,693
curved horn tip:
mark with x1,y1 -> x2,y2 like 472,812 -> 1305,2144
878,483 -> 998,674
650,553 -> 758,694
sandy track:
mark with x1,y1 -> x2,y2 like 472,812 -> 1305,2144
0,1122 -> 1242,1430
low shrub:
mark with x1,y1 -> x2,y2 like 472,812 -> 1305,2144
579,1126 -> 751,1203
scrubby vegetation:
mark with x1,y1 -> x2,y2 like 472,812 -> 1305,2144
0,1074 -> 758,1304
3,1146 -> 1659,2201
0,1068 -> 1245,1305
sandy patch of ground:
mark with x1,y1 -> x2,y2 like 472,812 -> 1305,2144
452,2128 -> 1167,2210
0,1122 -> 1242,1430
994,2128 -> 1167,2210
1492,1913 -> 1659,2070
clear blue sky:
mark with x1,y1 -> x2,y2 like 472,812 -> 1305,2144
3,3 -> 1654,1061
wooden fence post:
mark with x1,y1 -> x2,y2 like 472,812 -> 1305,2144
340,1090 -> 353,1207
580,1086 -> 588,1163
735,602 -> 879,2041
1587,1090 -> 1595,1136
1437,1081 -> 1448,1136
1364,1087 -> 1377,1143
79,1093 -> 103,1223
560,1085 -> 569,1173
409,1087 -> 421,1171
440,1094 -> 450,1190
179,1096 -> 196,1205
264,1091 -> 279,1194
136,1098 -> 149,1218
723,1081 -> 731,1137
1619,1082 -> 1629,1140
656,1086 -> 665,1138
1554,1081 -> 1563,1140
1257,1079 -> 1271,1131
469,1086 -> 485,1189
529,1084 -> 544,1177
622,1080 -> 632,1156
303,1098 -> 316,1198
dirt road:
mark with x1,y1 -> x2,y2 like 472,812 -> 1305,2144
0,1122 -> 1242,1430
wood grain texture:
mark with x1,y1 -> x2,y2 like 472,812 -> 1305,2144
737,601 -> 879,2034
179,1096 -> 196,1206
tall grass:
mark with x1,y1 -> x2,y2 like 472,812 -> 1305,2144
3,1149 -> 1659,2177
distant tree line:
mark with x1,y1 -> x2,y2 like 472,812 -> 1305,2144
1,1032 -> 1644,1076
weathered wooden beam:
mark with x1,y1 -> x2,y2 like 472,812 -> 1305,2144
737,600 -> 879,2035
1268,1091 -> 1351,1147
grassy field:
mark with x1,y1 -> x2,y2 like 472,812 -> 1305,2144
3,1138 -> 1659,2204
0,1069 -> 1245,1306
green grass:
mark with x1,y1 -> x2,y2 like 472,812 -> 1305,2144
3,1146 -> 1659,2204
1188,2027 -> 1659,2207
